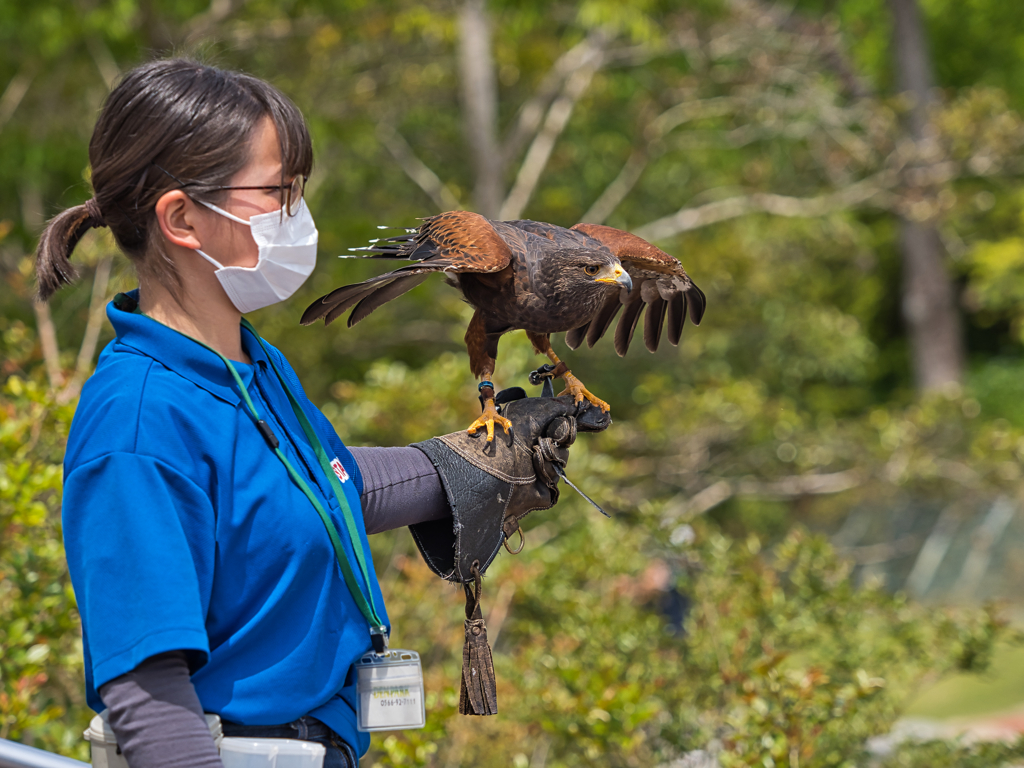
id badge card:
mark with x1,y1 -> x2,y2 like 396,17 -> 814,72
356,649 -> 426,731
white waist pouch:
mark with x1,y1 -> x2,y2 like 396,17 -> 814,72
220,737 -> 325,768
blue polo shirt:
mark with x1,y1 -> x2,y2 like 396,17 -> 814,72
62,290 -> 387,755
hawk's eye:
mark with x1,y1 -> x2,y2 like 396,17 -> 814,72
584,264 -> 600,276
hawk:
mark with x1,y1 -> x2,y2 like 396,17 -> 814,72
301,211 -> 705,440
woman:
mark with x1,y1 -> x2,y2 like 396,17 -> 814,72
37,59 -> 595,768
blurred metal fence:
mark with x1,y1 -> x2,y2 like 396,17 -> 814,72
834,494 -> 1024,602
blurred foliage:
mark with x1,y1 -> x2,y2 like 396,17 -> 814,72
4,0 -> 1024,764
0,319 -> 89,760
878,737 -> 1024,768
346,341 -> 1016,766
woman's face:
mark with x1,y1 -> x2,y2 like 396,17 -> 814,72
197,116 -> 287,269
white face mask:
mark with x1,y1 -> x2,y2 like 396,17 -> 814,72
195,198 -> 319,314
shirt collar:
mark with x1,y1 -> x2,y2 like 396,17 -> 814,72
107,289 -> 270,405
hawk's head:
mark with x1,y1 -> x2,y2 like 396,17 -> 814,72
542,248 -> 632,300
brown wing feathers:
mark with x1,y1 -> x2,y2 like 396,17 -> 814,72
305,212 -> 706,360
302,211 -> 512,328
667,292 -> 686,347
569,222 -> 705,356
614,293 -> 645,357
415,211 -> 514,272
642,279 -> 667,353
586,293 -> 624,348
564,323 -> 589,350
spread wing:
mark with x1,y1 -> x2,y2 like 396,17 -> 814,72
301,210 -> 514,327
567,223 -> 706,356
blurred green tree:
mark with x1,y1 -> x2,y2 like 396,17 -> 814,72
4,0 -> 1024,765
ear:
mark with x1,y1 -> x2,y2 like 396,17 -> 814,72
154,190 -> 203,249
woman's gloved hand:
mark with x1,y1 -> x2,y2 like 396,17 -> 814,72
409,392 -> 611,583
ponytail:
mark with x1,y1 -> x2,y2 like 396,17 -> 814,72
35,199 -> 106,301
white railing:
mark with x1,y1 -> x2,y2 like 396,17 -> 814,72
0,738 -> 88,768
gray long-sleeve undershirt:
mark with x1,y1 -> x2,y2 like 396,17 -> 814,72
349,445 -> 450,533
98,446 -> 449,767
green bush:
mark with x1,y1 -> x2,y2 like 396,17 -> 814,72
0,321 -> 90,760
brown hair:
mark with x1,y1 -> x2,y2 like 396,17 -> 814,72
35,57 -> 313,300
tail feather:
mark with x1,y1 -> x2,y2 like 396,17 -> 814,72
348,274 -> 430,326
301,282 -> 377,325
304,274 -> 396,324
303,261 -> 449,327
300,299 -> 328,326
324,283 -> 386,326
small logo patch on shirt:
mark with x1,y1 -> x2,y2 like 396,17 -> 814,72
330,458 -> 350,483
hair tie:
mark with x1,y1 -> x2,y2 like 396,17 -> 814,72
83,198 -> 106,228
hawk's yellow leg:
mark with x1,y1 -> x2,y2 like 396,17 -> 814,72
467,397 -> 513,442
545,350 -> 611,412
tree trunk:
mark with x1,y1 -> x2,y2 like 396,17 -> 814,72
900,221 -> 965,389
888,0 -> 965,392
458,0 -> 503,218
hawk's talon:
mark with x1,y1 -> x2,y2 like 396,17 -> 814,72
558,372 -> 611,412
467,398 -> 513,442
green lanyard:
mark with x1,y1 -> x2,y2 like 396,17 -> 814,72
119,297 -> 388,651
238,318 -> 388,649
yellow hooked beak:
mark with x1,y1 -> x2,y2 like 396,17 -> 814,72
595,264 -> 633,291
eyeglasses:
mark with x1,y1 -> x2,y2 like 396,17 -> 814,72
211,175 -> 307,216
153,164 -> 308,216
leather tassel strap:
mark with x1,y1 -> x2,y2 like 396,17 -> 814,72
459,561 -> 498,715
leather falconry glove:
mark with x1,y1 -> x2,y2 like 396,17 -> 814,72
410,392 -> 610,582
409,391 -> 611,716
